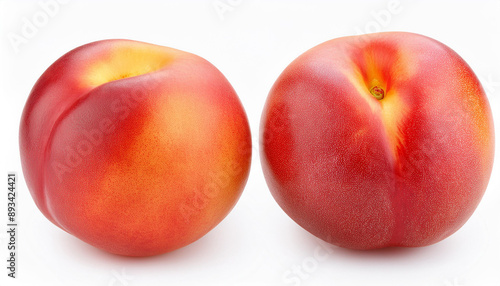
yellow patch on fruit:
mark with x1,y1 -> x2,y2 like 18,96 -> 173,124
84,44 -> 175,87
344,43 -> 417,160
379,90 -> 408,158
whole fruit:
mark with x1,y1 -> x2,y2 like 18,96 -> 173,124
260,32 -> 494,249
20,39 -> 251,256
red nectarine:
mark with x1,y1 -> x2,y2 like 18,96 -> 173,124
20,39 -> 252,256
260,32 -> 494,249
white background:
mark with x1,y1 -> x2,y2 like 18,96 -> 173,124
1,0 -> 500,285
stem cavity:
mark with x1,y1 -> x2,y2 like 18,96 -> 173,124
370,86 -> 385,100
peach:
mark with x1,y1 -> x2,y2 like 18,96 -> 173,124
260,32 -> 494,249
20,39 -> 251,256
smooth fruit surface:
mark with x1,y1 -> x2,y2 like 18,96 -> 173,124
20,39 -> 251,256
260,32 -> 494,249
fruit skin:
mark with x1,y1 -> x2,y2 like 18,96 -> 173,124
20,39 -> 251,256
260,32 -> 494,250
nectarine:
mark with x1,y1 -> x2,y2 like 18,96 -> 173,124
20,39 -> 251,256
260,32 -> 494,249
